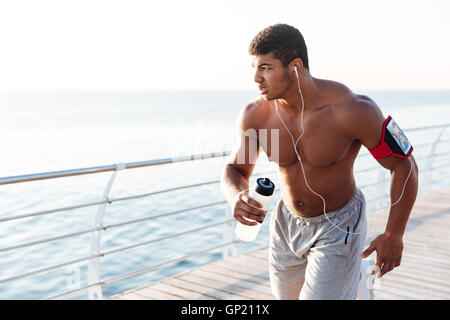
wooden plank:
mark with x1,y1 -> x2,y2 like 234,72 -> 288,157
406,218 -> 450,230
253,246 -> 270,254
374,288 -> 417,300
402,247 -> 450,264
142,282 -> 214,300
401,251 -> 450,269
377,274 -> 450,299
377,274 -> 449,300
240,253 -> 269,264
155,279 -> 218,300
410,210 -> 450,220
401,237 -> 450,253
223,255 -> 270,271
403,235 -> 450,247
247,248 -> 269,260
201,263 -> 270,285
377,254 -> 450,282
114,292 -> 151,300
401,242 -> 447,256
166,277 -> 244,300
367,231 -> 450,248
396,259 -> 450,279
216,257 -> 270,275
419,192 -> 450,202
200,264 -> 270,285
410,201 -> 450,210
172,274 -> 252,300
402,242 -> 450,257
131,286 -> 180,300
403,238 -> 449,250
184,275 -> 272,300
161,277 -> 226,300
189,268 -> 274,297
227,253 -> 270,265
375,289 -> 419,300
413,206 -> 448,214
405,219 -> 449,233
217,260 -> 270,279
382,271 -> 450,294
175,273 -> 254,300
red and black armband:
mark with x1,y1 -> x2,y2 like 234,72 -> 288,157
368,116 -> 413,159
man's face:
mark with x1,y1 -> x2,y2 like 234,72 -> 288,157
251,52 -> 291,101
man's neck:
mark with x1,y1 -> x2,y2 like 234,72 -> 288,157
275,72 -> 321,115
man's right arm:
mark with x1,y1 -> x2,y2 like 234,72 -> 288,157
221,103 -> 266,226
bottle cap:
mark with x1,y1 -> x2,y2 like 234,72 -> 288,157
255,178 -> 275,196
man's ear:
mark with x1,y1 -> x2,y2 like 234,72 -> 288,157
289,58 -> 304,76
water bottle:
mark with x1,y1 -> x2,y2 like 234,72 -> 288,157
235,177 -> 275,242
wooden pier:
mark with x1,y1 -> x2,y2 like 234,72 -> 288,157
111,187 -> 450,300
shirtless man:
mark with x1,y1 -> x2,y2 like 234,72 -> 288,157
221,24 -> 419,300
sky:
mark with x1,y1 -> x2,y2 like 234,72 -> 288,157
0,0 -> 449,91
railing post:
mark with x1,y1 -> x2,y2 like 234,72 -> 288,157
88,163 -> 126,299
222,205 -> 237,258
424,126 -> 447,188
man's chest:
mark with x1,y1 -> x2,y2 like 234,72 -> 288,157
257,111 -> 356,167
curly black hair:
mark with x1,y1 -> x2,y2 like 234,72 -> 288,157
249,23 -> 309,70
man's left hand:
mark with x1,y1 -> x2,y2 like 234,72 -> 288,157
360,233 -> 403,278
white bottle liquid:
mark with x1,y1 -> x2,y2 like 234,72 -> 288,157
235,178 -> 275,242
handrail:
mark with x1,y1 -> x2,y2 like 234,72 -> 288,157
47,236 -> 257,300
4,173 -> 446,291
2,149 -> 449,225
0,181 -> 225,223
0,122 -> 448,300
0,175 -> 395,254
402,123 -> 449,132
0,170 -> 395,254
3,160 -> 447,256
0,219 -> 238,285
0,152 -> 231,185
1,123 -> 448,186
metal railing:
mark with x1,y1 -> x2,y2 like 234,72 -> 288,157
0,123 -> 448,300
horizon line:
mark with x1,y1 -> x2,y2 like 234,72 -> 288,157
2,88 -> 450,94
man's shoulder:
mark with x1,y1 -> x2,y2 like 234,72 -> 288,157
330,85 -> 383,123
242,98 -> 271,116
322,79 -> 374,110
237,98 -> 271,130
325,83 -> 385,139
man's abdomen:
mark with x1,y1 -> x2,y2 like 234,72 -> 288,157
277,161 -> 356,218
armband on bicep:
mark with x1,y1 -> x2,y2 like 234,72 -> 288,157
368,116 -> 413,159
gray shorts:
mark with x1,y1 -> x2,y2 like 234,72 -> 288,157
269,188 -> 367,300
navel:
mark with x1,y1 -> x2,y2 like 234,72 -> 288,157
295,201 -> 305,208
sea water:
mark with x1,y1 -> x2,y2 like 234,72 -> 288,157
0,89 -> 449,299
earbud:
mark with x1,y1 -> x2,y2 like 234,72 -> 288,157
294,65 -> 299,78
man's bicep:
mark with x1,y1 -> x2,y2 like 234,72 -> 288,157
227,135 -> 260,179
374,151 -> 417,172
340,96 -> 416,173
375,154 -> 405,171
226,107 -> 261,179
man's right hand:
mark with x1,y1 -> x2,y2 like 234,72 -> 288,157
232,190 -> 267,226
